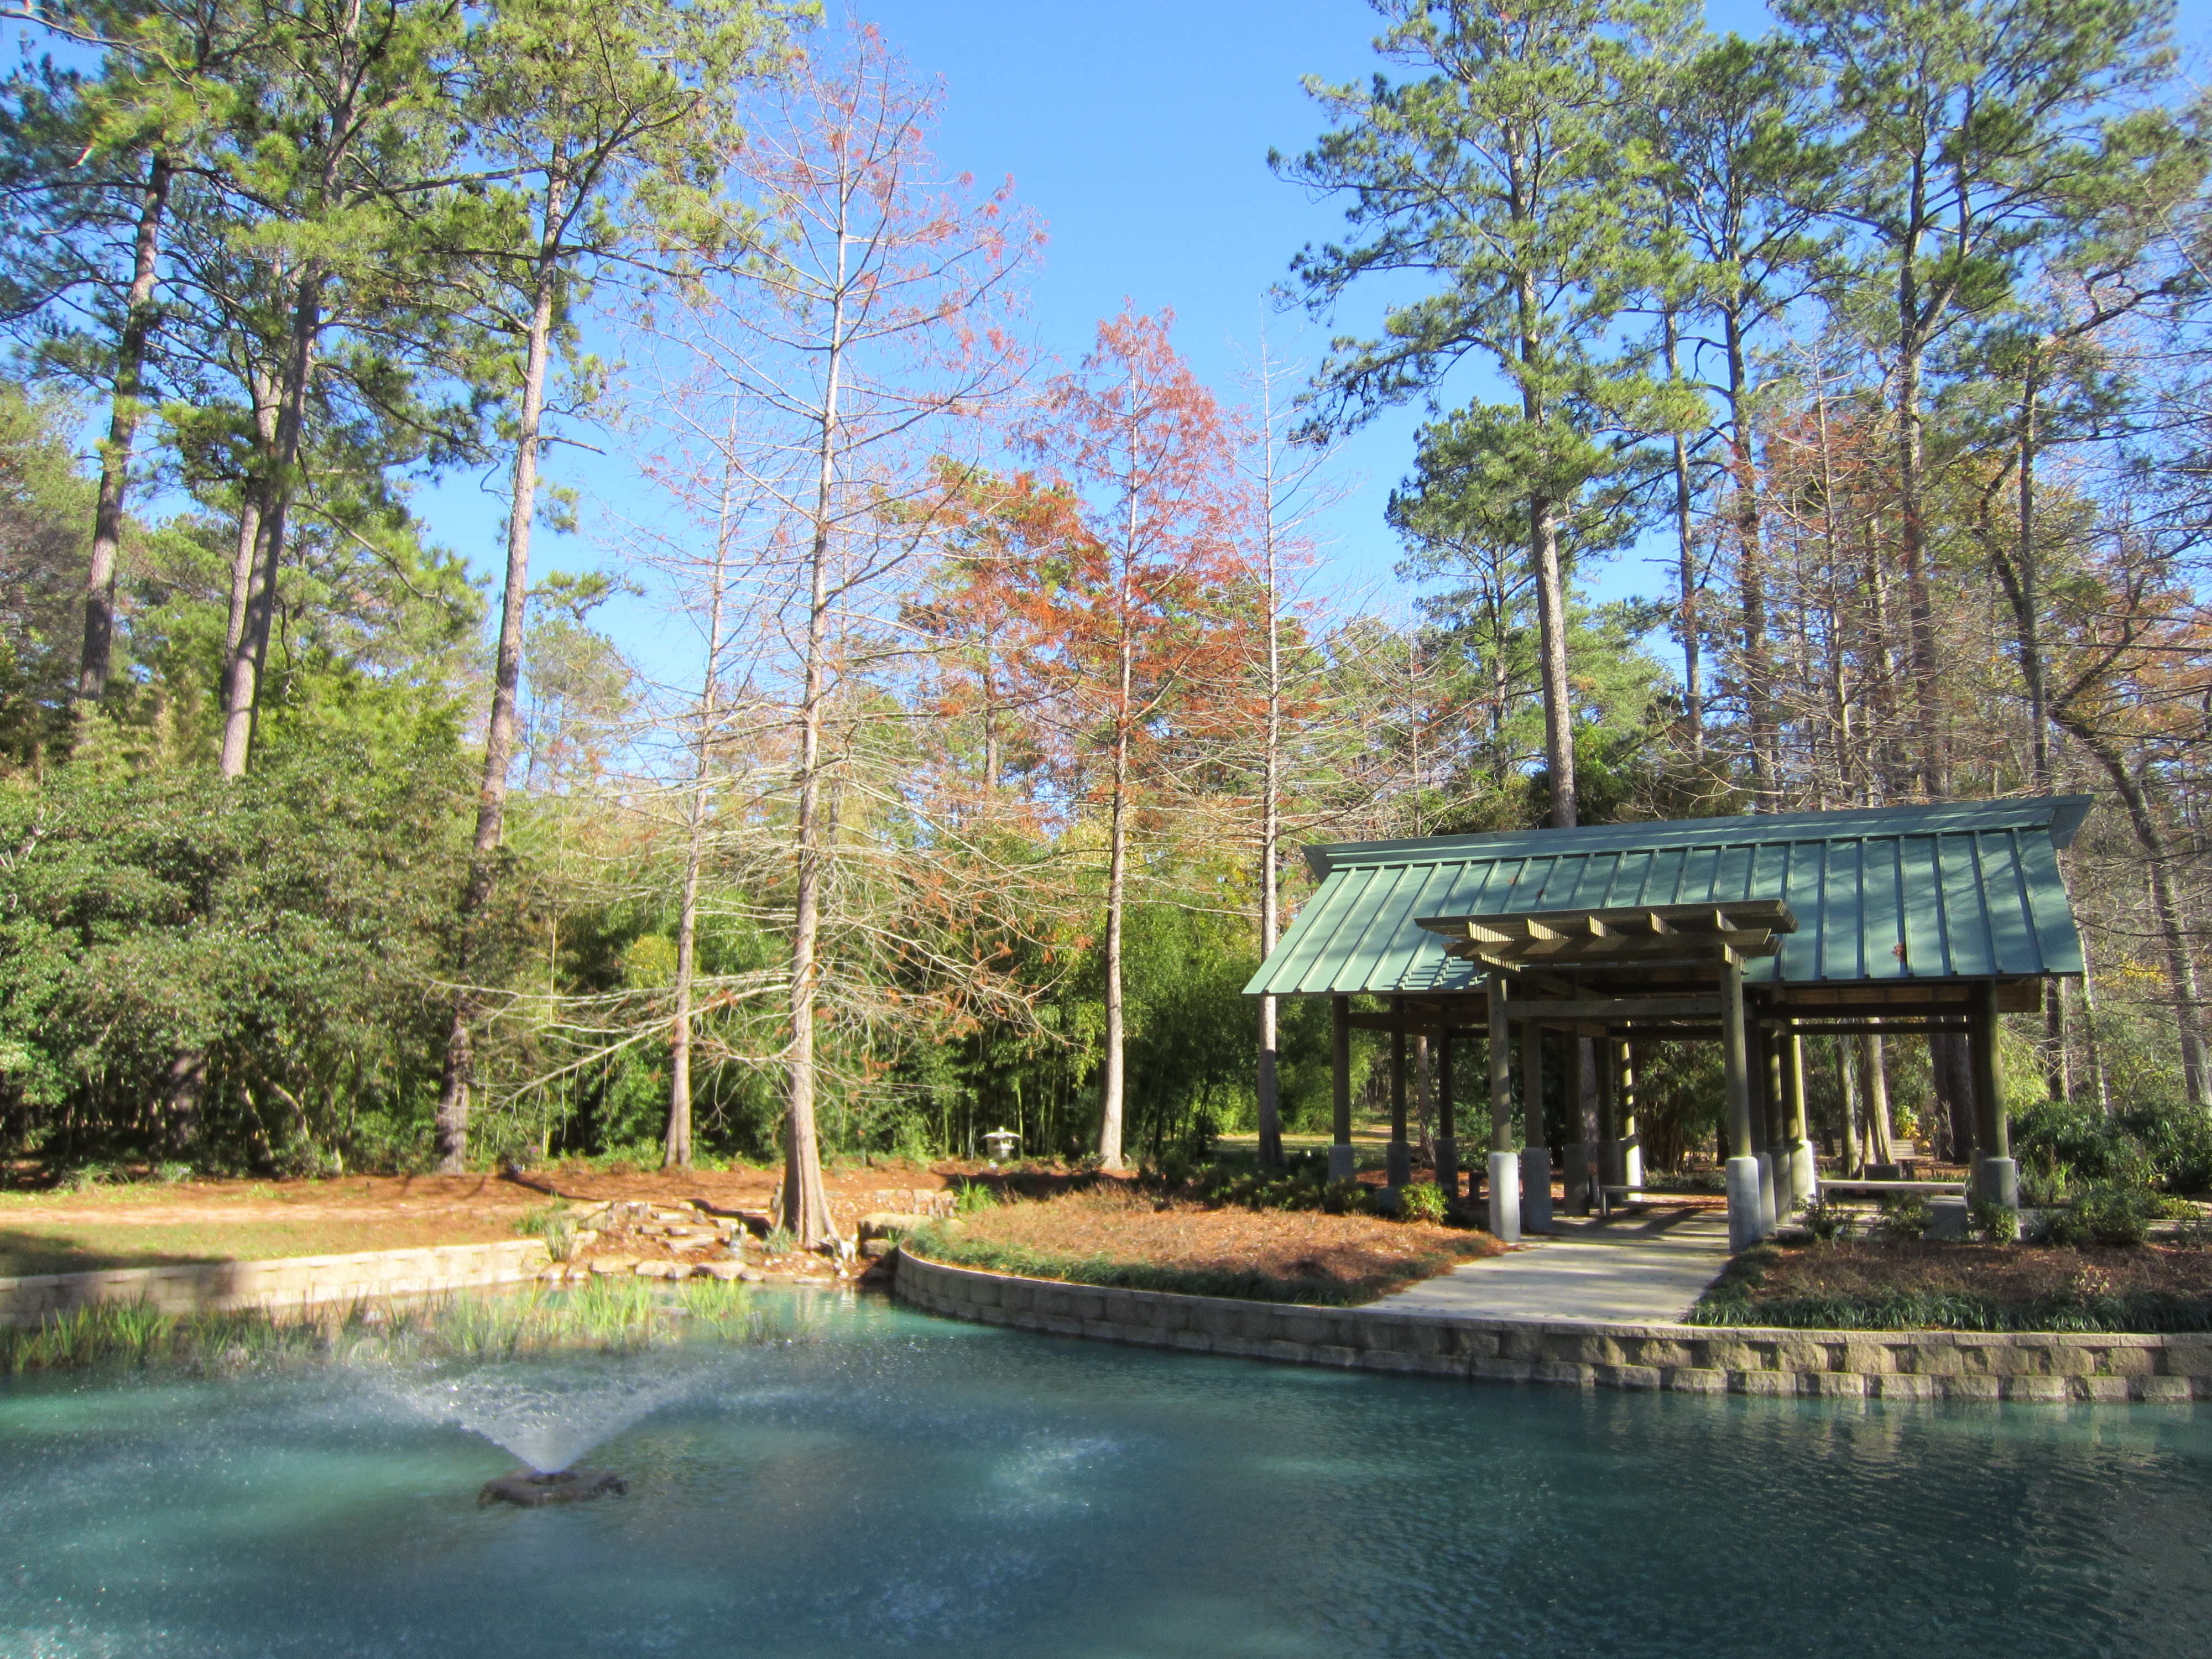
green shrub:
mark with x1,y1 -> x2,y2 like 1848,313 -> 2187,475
1321,1178 -> 1365,1215
2011,1099 -> 2212,1197
2119,1103 -> 2212,1194
1799,1198 -> 1851,1243
953,1180 -> 999,1215
1876,1193 -> 1932,1242
2037,1185 -> 2154,1248
763,1225 -> 794,1255
1397,1182 -> 1446,1224
1969,1197 -> 2020,1245
1198,1164 -> 1326,1213
1142,1150 -> 1201,1191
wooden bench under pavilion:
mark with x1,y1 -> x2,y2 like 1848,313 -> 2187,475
1243,797 -> 2093,1253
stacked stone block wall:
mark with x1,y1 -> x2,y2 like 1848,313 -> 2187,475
894,1250 -> 2212,1404
0,1239 -> 552,1328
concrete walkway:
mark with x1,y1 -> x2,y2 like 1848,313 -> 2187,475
1377,1206 -> 1733,1324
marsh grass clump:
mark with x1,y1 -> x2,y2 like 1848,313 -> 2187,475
0,1279 -> 802,1376
0,1298 -> 333,1374
952,1180 -> 1000,1215
512,1200 -> 579,1260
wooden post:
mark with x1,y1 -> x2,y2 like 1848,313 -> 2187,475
1721,955 -> 1763,1250
1783,1027 -> 1815,1205
1435,1028 -> 1459,1204
1329,996 -> 1354,1182
1387,1008 -> 1412,1188
1617,1038 -> 1642,1186
1756,1026 -> 1782,1229
1486,972 -> 1520,1241
1566,1032 -> 1593,1214
1597,1036 -> 1621,1189
1971,980 -> 2017,1207
1520,1019 -> 1553,1233
1838,1036 -> 1863,1178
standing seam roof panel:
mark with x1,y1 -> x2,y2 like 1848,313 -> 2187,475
1244,799 -> 2092,999
1258,862 -> 1370,996
1331,864 -> 1431,994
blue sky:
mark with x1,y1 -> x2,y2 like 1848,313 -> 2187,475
426,0 -> 2212,673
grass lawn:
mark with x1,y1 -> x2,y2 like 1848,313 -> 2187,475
1692,1236 -> 2212,1333
904,1181 -> 1504,1305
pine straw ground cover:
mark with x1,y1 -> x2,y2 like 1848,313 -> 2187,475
1692,1238 -> 2212,1333
902,1183 -> 1503,1305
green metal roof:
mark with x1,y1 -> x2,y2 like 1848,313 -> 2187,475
1244,797 -> 2093,999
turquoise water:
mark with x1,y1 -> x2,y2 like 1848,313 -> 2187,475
3,1291 -> 2210,1657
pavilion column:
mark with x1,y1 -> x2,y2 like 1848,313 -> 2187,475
1434,1029 -> 1459,1206
1971,981 -> 2017,1209
1754,1026 -> 1780,1232
1597,1037 -> 1622,1191
1564,1036 -> 1594,1215
1721,955 -> 1765,1251
1617,1039 -> 1643,1187
1783,1028 -> 1817,1206
1520,1019 -> 1554,1234
1487,972 -> 1521,1241
1329,997 -> 1355,1182
1387,1010 -> 1412,1189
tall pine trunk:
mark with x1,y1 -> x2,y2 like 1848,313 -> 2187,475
436,189 -> 564,1171
74,154 -> 173,729
1518,264 -> 1575,831
1663,309 -> 1700,755
1531,492 -> 1574,828
1724,310 -> 1772,808
218,268 -> 322,778
1895,278 -> 1944,799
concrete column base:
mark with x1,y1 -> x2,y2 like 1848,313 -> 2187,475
1789,1139 -> 1818,1205
1598,1138 -> 1625,1189
1756,1152 -> 1778,1230
1488,1151 -> 1521,1243
1432,1136 -> 1459,1204
1385,1140 -> 1412,1189
1623,1138 -> 1644,1188
1561,1141 -> 1590,1215
1977,1156 -> 2020,1210
1327,1144 -> 1357,1183
1726,1157 -> 1766,1252
1520,1145 -> 1554,1234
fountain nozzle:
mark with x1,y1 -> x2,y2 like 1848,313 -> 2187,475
479,1468 -> 628,1507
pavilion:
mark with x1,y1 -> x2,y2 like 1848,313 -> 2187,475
1243,797 -> 2093,1253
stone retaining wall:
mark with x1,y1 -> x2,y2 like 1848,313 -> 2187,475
0,1239 -> 552,1328
894,1250 -> 2212,1404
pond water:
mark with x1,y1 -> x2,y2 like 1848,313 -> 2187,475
2,1290 -> 2209,1658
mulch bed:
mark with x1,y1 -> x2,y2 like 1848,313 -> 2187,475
911,1184 -> 1504,1305
1695,1238 -> 2212,1332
